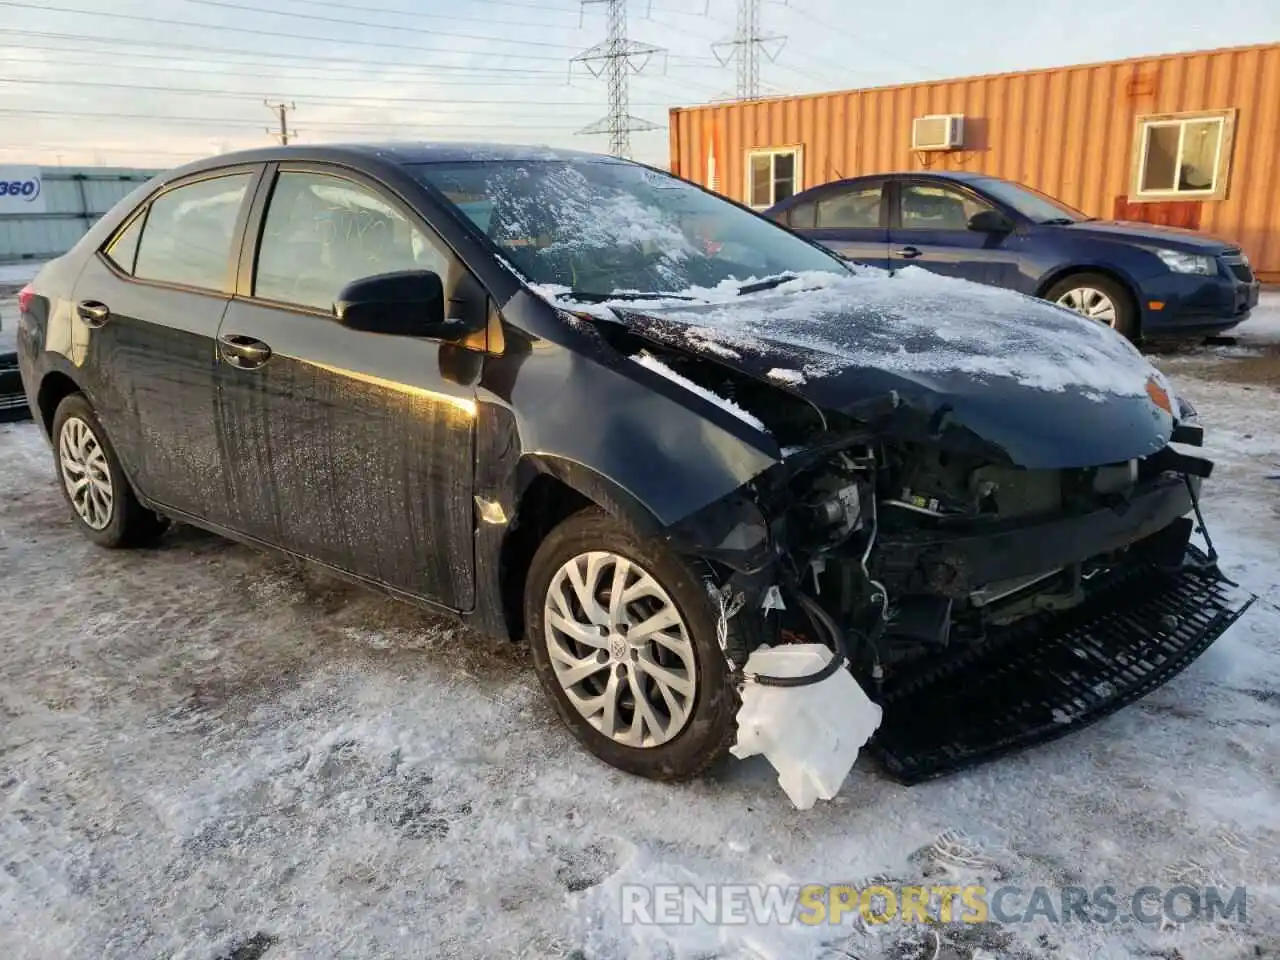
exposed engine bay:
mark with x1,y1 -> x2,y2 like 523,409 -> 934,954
585,316 -> 1255,807
639,338 -> 1216,677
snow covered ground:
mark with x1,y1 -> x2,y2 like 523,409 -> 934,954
1,318 -> 1278,960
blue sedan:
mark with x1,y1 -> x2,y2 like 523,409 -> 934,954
765,171 -> 1260,340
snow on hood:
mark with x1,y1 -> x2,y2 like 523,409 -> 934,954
532,266 -> 1175,404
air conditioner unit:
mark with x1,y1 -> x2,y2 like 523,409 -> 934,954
912,114 -> 965,151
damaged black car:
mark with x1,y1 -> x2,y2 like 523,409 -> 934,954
15,143 -> 1254,805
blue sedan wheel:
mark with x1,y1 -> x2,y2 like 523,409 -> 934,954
1044,272 -> 1136,340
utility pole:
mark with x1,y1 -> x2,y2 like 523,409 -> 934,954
572,0 -> 664,158
712,0 -> 785,100
265,100 -> 296,146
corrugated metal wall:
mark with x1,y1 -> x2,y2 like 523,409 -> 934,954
670,43 -> 1280,281
0,167 -> 159,264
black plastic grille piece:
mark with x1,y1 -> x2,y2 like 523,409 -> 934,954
0,353 -> 30,421
867,547 -> 1256,785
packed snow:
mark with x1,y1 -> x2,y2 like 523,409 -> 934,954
0,307 -> 1278,958
533,268 -> 1179,404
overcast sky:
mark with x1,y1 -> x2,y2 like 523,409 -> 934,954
1,0 -> 1277,170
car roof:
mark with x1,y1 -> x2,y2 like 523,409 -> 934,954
168,141 -> 625,178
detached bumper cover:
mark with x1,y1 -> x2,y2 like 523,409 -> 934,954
868,546 -> 1256,784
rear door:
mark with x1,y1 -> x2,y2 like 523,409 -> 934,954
889,179 -> 1021,286
214,163 -> 483,610
70,166 -> 261,524
781,180 -> 889,269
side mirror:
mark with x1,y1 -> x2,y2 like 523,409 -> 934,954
334,270 -> 463,339
968,209 -> 1013,233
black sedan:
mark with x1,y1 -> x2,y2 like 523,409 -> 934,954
14,143 -> 1252,791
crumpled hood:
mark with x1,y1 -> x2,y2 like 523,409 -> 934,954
594,268 -> 1180,469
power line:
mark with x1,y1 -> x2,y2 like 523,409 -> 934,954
260,0 -> 585,29
0,106 -> 658,133
171,0 -> 590,52
0,0 -> 709,65
572,0 -> 664,158
780,0 -> 937,79
0,48 -> 584,86
0,75 -> 683,109
0,29 -> 579,76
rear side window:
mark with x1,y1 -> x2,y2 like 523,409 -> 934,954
784,201 -> 816,229
254,171 -> 447,312
104,213 -> 144,274
817,184 -> 882,229
134,174 -> 252,291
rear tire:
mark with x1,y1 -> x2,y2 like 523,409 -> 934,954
1044,272 -> 1138,340
51,393 -> 169,548
524,507 -> 739,781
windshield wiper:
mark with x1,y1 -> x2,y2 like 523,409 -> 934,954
1039,217 -> 1078,225
736,273 -> 798,295
565,290 -> 697,303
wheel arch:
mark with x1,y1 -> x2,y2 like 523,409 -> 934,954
35,370 -> 84,438
496,455 -> 666,644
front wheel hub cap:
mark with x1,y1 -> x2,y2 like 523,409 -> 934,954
544,551 -> 696,748
1056,286 -> 1118,327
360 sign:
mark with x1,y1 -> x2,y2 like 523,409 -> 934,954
0,166 -> 47,214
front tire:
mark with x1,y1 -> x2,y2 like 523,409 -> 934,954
524,508 -> 739,781
1044,272 -> 1138,340
51,393 -> 169,548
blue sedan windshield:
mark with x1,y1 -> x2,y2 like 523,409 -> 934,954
411,159 -> 848,296
972,177 -> 1093,224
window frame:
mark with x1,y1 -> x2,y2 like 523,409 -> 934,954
745,146 -> 803,210
1129,108 -> 1236,203
892,178 -> 995,232
97,164 -> 264,296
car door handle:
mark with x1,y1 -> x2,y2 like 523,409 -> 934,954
896,246 -> 922,259
218,333 -> 272,369
77,300 -> 110,327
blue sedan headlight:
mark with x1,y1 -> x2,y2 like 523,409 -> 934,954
1156,249 -> 1217,276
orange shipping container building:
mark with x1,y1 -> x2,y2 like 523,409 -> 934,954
669,42 -> 1280,282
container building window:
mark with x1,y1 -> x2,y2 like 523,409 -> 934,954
747,148 -> 801,208
1131,110 -> 1234,201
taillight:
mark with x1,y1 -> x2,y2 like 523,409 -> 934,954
17,284 -> 35,315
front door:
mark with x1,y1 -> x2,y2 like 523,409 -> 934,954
70,168 -> 258,524
214,166 -> 481,610
889,180 -> 1021,286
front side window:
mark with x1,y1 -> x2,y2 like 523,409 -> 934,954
412,159 -> 846,298
747,149 -> 801,208
898,183 -> 992,231
1133,110 -> 1233,200
254,171 -> 447,312
133,174 -> 251,290
816,184 -> 883,229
